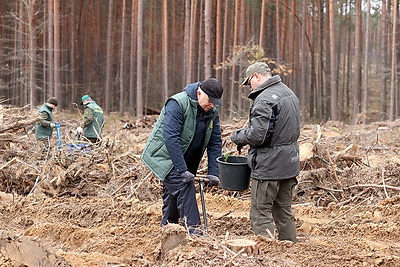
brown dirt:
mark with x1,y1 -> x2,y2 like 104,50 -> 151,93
1,107 -> 400,266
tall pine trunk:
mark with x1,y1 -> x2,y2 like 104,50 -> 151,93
389,0 -> 398,120
329,0 -> 338,120
119,0 -> 127,115
215,0 -> 222,82
184,0 -> 191,85
70,0 -> 77,104
362,0 -> 371,123
300,0 -> 307,121
54,0 -> 61,106
259,0 -> 267,47
129,0 -> 137,116
275,0 -> 280,63
28,0 -> 37,108
162,0 -> 169,101
204,0 -> 211,78
105,0 -> 114,112
380,0 -> 388,120
353,0 -> 362,123
136,0 -> 143,118
47,0 -> 54,98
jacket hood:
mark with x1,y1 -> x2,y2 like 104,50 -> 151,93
184,82 -> 201,101
248,75 -> 282,100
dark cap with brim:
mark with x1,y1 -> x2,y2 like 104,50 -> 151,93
47,97 -> 58,106
208,96 -> 223,106
242,62 -> 271,85
200,78 -> 223,106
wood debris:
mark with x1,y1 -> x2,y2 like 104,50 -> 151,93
1,104 -> 400,208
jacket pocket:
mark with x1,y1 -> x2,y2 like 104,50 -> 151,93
255,146 -> 273,173
247,148 -> 257,170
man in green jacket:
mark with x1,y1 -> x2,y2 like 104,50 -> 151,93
35,97 -> 58,142
142,78 -> 223,235
231,62 -> 300,242
78,95 -> 104,144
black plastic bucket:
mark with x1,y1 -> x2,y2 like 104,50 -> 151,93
217,156 -> 251,191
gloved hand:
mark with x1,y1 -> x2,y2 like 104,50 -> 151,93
181,171 -> 195,184
76,126 -> 83,134
206,175 -> 220,187
50,123 -> 56,128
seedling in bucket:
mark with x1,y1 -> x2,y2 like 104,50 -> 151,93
223,153 -> 231,162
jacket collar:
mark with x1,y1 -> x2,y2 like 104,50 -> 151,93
45,103 -> 54,111
248,75 -> 282,100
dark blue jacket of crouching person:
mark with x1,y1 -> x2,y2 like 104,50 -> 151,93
142,78 -> 223,234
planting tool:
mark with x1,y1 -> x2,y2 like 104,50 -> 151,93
194,175 -> 209,234
55,123 -> 62,150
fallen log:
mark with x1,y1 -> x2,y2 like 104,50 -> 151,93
0,116 -> 40,133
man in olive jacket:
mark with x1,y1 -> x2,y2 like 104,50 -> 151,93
35,97 -> 58,141
79,95 -> 104,144
231,62 -> 300,242
142,78 -> 223,234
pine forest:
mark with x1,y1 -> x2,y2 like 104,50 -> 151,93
0,0 -> 395,123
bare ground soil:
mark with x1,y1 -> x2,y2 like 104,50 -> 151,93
0,107 -> 400,266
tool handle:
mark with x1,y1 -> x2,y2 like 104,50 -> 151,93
194,177 -> 209,183
55,123 -> 63,150
197,177 -> 208,233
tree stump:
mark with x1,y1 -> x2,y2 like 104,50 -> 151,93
225,239 -> 259,255
0,231 -> 71,266
160,224 -> 188,257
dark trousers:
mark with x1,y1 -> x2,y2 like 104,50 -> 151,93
161,169 -> 200,232
37,137 -> 51,151
250,177 -> 298,242
87,137 -> 100,144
